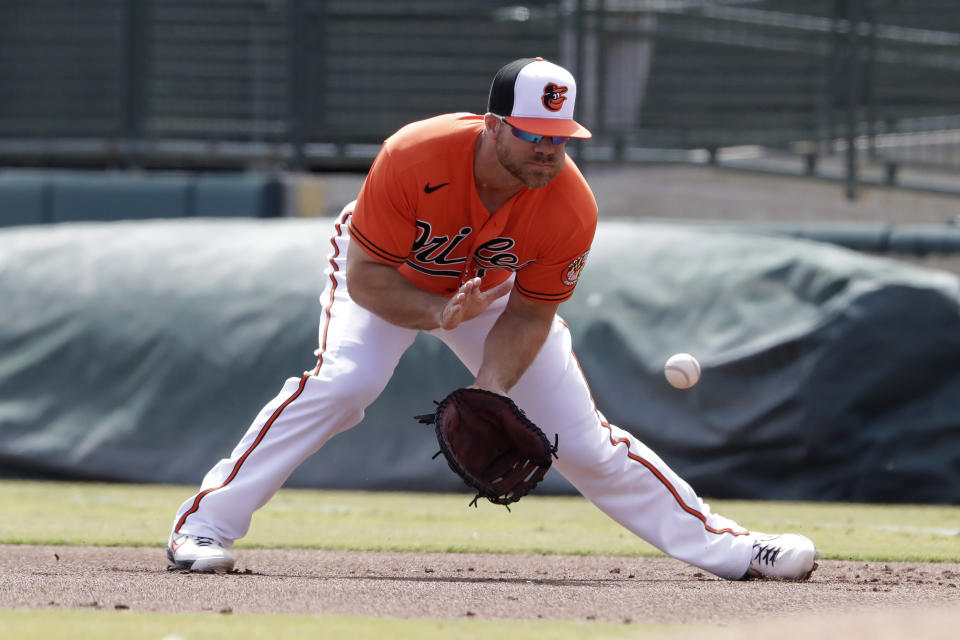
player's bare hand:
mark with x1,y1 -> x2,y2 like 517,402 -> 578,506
439,277 -> 512,330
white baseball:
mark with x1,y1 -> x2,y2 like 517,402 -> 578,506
664,353 -> 701,389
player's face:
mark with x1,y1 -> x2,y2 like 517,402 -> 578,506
494,118 -> 566,189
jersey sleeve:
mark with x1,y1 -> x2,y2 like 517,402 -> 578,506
514,243 -> 593,303
348,146 -> 417,266
514,182 -> 597,304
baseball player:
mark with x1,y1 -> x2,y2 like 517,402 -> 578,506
168,57 -> 818,580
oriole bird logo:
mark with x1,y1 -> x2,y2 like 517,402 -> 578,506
563,251 -> 588,286
542,83 -> 568,111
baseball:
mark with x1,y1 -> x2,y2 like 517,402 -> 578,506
664,353 -> 701,389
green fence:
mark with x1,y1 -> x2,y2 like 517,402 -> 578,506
1,1 -> 959,194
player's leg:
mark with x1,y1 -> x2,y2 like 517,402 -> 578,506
433,298 -> 813,580
170,208 -> 417,563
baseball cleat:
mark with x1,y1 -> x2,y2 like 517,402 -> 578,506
744,533 -> 818,580
167,534 -> 235,573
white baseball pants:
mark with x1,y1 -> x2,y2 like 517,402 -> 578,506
172,209 -> 756,580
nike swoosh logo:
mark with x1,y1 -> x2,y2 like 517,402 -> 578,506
424,182 -> 449,194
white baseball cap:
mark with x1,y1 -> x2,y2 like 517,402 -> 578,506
487,57 -> 592,139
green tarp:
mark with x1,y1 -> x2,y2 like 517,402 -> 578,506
1,218 -> 959,503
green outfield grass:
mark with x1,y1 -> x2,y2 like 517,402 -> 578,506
1,480 -> 958,640
0,480 -> 957,561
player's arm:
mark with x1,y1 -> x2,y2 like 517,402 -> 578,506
346,242 -> 511,330
472,290 -> 558,395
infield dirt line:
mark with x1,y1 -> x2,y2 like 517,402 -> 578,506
1,545 -> 958,626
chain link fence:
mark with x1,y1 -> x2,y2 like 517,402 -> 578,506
1,1 -> 959,195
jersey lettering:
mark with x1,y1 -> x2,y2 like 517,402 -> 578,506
473,237 -> 534,271
407,222 -> 535,281
408,220 -> 473,277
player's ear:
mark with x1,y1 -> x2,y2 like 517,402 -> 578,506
483,113 -> 502,136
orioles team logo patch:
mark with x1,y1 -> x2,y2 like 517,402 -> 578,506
542,83 -> 568,112
562,250 -> 589,286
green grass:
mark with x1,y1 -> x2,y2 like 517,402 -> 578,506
1,480 -> 958,639
0,480 -> 957,562
715,499 -> 960,562
0,609 -> 683,640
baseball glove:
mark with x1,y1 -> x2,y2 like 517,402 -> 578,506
416,388 -> 558,508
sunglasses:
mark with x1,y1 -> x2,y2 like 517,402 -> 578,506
495,115 -> 568,145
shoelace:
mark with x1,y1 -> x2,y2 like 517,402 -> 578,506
193,536 -> 217,547
752,540 -> 783,567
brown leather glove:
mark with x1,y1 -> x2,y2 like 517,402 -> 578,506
417,388 -> 558,507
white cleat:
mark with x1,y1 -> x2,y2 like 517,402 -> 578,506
744,533 -> 818,580
167,534 -> 235,573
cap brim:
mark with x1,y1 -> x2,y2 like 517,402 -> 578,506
505,116 -> 592,139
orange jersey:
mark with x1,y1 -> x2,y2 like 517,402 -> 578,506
349,113 -> 597,303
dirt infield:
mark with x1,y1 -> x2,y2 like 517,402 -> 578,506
2,545 -> 958,632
